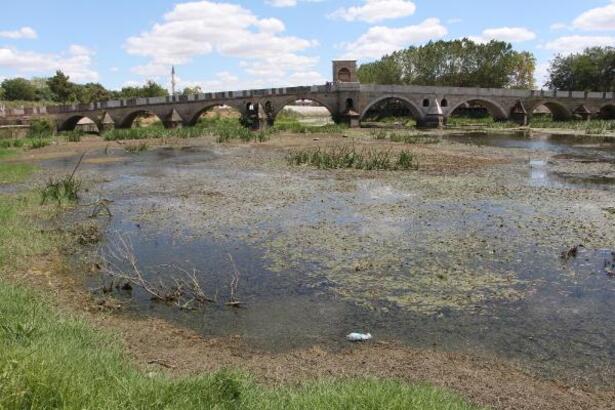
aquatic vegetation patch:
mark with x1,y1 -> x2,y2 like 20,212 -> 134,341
288,145 -> 419,171
124,142 -> 149,153
370,130 -> 440,144
263,220 -> 527,315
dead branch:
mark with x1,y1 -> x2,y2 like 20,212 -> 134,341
100,234 -> 215,308
226,253 -> 242,307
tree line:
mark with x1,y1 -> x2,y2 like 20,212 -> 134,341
357,39 -> 536,89
358,39 -> 615,92
0,70 -> 170,104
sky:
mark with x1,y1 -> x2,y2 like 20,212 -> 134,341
0,0 -> 613,92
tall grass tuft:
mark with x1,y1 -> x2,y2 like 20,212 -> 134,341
288,145 -> 419,171
40,176 -> 81,204
124,142 -> 149,153
60,130 -> 85,142
29,138 -> 51,150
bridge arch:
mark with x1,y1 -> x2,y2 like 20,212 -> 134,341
188,104 -> 242,126
118,110 -> 163,129
527,100 -> 573,121
360,95 -> 424,122
270,96 -> 336,120
58,115 -> 100,133
447,98 -> 508,121
600,104 -> 615,120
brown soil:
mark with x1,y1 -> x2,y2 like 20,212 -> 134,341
6,134 -> 615,410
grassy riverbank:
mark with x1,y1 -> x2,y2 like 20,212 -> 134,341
0,153 -> 478,409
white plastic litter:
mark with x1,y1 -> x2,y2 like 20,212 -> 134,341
346,332 -> 373,342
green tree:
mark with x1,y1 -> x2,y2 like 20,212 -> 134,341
47,70 -> 76,102
358,39 -> 536,89
508,52 -> 536,89
182,86 -> 203,96
547,47 -> 615,91
1,78 -> 37,101
30,77 -> 55,101
76,83 -> 112,104
116,81 -> 169,99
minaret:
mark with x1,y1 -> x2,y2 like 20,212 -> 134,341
171,65 -> 176,96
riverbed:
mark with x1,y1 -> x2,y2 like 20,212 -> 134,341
39,131 -> 615,387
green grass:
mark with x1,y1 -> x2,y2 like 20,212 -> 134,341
60,130 -> 85,142
273,119 -> 347,134
125,142 -> 150,153
0,163 -> 35,185
0,149 -> 36,184
446,116 -> 517,129
28,138 -> 51,150
40,176 -> 81,205
288,145 -> 419,171
0,283 -> 477,410
529,117 -> 615,134
370,130 -> 440,144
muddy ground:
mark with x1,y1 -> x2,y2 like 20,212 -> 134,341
5,131 -> 615,410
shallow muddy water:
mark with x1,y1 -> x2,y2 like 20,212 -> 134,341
41,133 -> 615,385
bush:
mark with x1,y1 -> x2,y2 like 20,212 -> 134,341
27,118 -> 56,138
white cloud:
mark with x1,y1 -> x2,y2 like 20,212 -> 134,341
573,1 -> 615,31
125,1 -> 320,86
266,0 -> 323,7
544,35 -> 615,54
471,27 -> 536,43
0,27 -> 37,39
0,44 -> 98,82
329,0 -> 416,23
550,22 -> 568,31
341,18 -> 447,60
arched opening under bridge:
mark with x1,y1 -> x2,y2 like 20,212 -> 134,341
120,110 -> 164,129
360,97 -> 422,128
58,115 -> 100,133
529,102 -> 573,124
274,98 -> 334,128
189,104 -> 242,127
447,99 -> 508,126
600,104 -> 615,120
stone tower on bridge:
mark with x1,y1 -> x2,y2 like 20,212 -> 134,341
332,61 -> 359,83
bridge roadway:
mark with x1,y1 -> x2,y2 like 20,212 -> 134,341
1,82 -> 614,131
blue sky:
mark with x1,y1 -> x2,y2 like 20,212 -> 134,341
0,0 -> 613,91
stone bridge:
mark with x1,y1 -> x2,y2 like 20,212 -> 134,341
1,60 -> 614,131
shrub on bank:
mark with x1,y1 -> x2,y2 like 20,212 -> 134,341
27,117 -> 56,138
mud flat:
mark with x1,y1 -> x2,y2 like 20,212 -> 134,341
6,131 -> 615,409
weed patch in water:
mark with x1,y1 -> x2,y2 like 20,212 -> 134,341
370,130 -> 440,144
288,145 -> 419,171
40,176 -> 81,204
124,142 -> 149,153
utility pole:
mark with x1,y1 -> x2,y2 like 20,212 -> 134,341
171,65 -> 177,96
